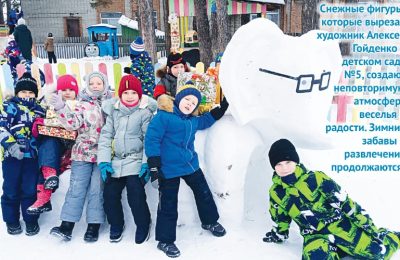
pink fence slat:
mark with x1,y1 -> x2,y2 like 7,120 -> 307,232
99,63 -> 108,76
44,63 -> 54,85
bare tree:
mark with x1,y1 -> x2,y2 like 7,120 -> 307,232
161,0 -> 171,53
0,1 -> 4,24
216,0 -> 230,54
194,0 -> 213,68
210,10 -> 218,59
138,0 -> 157,63
302,0 -> 319,34
6,0 -> 11,16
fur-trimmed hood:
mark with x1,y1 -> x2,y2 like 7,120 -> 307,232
157,94 -> 174,112
156,66 -> 168,78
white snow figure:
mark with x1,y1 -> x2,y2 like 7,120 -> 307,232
200,18 -> 343,224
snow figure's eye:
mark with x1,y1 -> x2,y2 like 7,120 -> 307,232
319,72 -> 331,91
296,75 -> 314,93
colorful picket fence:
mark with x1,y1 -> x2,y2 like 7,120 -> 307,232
0,60 -> 206,99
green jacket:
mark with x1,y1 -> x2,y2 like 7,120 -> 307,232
269,164 -> 378,238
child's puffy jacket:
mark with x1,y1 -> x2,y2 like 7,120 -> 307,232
145,102 -> 215,179
0,96 -> 45,159
97,96 -> 156,178
57,98 -> 104,163
269,164 -> 378,238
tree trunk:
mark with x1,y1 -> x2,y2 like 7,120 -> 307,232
216,0 -> 230,54
210,11 -> 218,59
0,2 -> 4,24
138,0 -> 157,63
194,0 -> 213,68
302,0 -> 319,34
6,0 -> 11,17
161,0 -> 171,53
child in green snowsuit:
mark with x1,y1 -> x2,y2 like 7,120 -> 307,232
264,139 -> 400,260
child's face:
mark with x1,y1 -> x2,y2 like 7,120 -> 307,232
274,161 -> 296,177
60,89 -> 76,101
169,63 -> 185,77
121,89 -> 139,105
17,90 -> 35,98
89,76 -> 105,92
179,95 -> 198,115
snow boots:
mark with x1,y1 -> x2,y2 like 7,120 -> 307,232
42,166 -> 59,190
135,221 -> 151,244
6,222 -> 39,236
109,225 -> 125,242
201,222 -> 226,237
25,222 -> 40,236
84,223 -> 101,242
6,222 -> 22,235
157,242 -> 181,258
27,184 -> 52,214
50,221 -> 75,241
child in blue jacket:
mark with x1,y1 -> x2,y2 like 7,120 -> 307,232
0,72 -> 45,236
145,82 -> 229,258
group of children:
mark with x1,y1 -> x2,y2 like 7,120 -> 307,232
1,39 -> 400,259
0,41 -> 230,258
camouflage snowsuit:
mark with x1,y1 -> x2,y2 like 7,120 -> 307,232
269,164 -> 400,259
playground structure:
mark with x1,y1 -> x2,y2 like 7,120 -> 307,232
84,24 -> 119,58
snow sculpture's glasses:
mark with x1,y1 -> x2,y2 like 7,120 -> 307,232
259,68 -> 331,93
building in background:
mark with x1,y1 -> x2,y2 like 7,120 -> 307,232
21,0 -> 161,42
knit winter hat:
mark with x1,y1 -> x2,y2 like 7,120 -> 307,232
17,18 -> 25,25
174,81 -> 202,109
57,74 -> 79,96
15,72 -> 38,97
130,36 -> 145,56
85,71 -> 108,96
118,74 -> 142,100
268,139 -> 300,169
167,52 -> 185,68
48,32 -> 53,37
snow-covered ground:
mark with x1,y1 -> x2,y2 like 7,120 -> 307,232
0,117 -> 399,260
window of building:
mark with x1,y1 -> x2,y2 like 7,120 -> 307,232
249,11 -> 280,27
267,11 -> 280,27
101,12 -> 122,35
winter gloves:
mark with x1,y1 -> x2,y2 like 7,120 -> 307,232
49,92 -> 65,111
210,97 -> 229,120
8,143 -> 24,160
147,156 -> 162,188
32,117 -> 44,138
263,229 -> 288,243
139,163 -> 150,185
99,161 -> 158,186
99,162 -> 114,183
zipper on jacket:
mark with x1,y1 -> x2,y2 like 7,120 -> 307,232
186,120 -> 195,172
